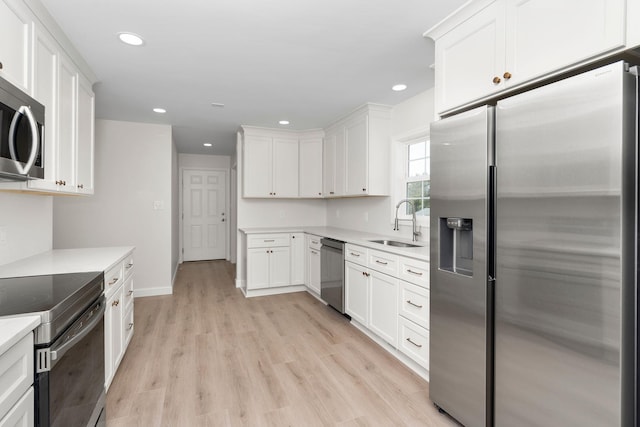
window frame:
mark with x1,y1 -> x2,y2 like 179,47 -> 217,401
391,128 -> 430,228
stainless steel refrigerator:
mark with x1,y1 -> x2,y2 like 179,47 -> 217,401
429,61 -> 638,427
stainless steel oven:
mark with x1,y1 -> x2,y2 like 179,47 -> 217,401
35,296 -> 105,427
0,74 -> 45,180
0,272 -> 105,427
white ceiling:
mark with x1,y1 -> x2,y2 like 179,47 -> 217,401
40,0 -> 466,155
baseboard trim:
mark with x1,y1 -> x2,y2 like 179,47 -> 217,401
134,286 -> 173,297
244,285 -> 307,298
235,278 -> 244,289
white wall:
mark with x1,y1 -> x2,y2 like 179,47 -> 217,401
325,89 -> 436,243
171,138 -> 179,284
0,193 -> 52,265
53,119 -> 175,296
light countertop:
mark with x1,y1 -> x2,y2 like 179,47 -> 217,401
0,247 -> 135,278
0,316 -> 40,355
240,226 -> 429,261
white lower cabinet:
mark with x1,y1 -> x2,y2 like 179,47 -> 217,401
305,234 -> 321,294
246,233 -> 292,290
345,261 -> 369,326
290,233 -> 305,285
369,272 -> 398,347
0,332 -> 34,427
104,249 -> 135,391
345,243 -> 430,373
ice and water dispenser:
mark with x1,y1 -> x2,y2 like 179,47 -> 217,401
440,217 -> 473,276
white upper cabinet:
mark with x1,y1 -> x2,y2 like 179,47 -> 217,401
0,0 -> 96,195
0,0 -> 32,92
272,137 -> 299,197
427,0 -> 629,114
76,74 -> 95,194
241,127 -> 324,199
324,104 -> 391,197
298,136 -> 323,198
243,132 -> 298,198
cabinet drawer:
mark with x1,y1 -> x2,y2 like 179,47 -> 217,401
399,281 -> 429,329
399,257 -> 429,287
307,234 -> 322,250
123,275 -> 134,313
368,249 -> 398,276
123,253 -> 134,279
0,386 -> 33,427
247,234 -> 290,248
124,307 -> 134,348
398,317 -> 429,369
104,261 -> 123,297
345,244 -> 367,266
0,333 -> 33,421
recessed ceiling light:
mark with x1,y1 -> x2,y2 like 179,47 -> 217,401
279,120 -> 290,125
392,84 -> 407,92
203,143 -> 212,147
153,108 -> 166,113
118,32 -> 144,46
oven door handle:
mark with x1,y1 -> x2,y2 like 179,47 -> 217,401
50,301 -> 105,367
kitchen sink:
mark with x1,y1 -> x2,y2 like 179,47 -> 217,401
369,239 -> 422,248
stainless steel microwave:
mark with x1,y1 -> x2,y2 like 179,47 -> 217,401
0,75 -> 44,180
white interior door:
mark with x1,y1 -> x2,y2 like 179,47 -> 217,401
183,169 -> 227,261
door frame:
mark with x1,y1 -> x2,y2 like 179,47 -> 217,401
179,167 -> 230,263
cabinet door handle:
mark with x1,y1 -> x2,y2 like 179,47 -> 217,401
406,337 -> 422,348
264,239 -> 275,242
492,76 -> 501,84
311,241 -> 319,245
128,290 -> 134,296
311,250 -> 318,255
127,322 -> 134,330
375,260 -> 388,265
330,191 -> 335,195
406,269 -> 423,276
108,277 -> 119,286
406,300 -> 423,309
350,252 -> 360,257
0,62 -> 3,69
503,71 -> 512,80
77,184 -> 84,189
112,299 -> 120,307
126,263 -> 134,269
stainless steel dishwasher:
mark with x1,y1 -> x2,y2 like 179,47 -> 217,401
320,237 -> 345,313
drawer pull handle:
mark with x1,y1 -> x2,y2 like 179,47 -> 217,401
126,263 -> 134,268
361,271 -> 370,277
128,290 -> 134,296
264,239 -> 275,242
406,269 -> 423,276
406,338 -> 422,348
406,300 -> 423,309
350,252 -> 360,257
311,250 -> 318,255
108,277 -> 119,286
128,322 -> 134,330
375,260 -> 388,265
112,299 -> 120,307
311,241 -> 318,244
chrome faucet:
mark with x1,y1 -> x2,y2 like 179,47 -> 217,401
394,199 -> 421,242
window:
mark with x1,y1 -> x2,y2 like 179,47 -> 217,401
404,139 -> 430,217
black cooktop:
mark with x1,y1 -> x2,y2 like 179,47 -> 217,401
0,272 -> 104,344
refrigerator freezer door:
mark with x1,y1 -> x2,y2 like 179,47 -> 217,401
430,105 -> 493,427
495,61 -> 636,426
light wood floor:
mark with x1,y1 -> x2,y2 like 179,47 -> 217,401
106,260 -> 460,426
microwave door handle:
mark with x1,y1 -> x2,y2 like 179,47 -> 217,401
8,105 -> 39,175
49,302 -> 105,369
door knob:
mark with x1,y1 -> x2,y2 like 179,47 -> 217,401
492,76 -> 501,84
